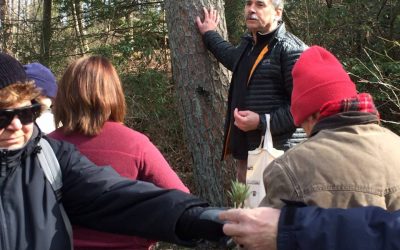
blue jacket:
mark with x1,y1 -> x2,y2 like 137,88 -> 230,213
278,204 -> 400,250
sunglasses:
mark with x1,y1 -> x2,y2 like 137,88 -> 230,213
0,103 -> 42,129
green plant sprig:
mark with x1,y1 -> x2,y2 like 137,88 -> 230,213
227,180 -> 250,208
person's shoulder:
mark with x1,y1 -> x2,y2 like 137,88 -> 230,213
42,134 -> 78,156
274,24 -> 307,49
103,121 -> 151,143
269,140 -> 311,170
380,124 -> 400,138
48,128 -> 65,140
277,34 -> 307,51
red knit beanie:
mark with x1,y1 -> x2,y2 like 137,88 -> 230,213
290,46 -> 357,126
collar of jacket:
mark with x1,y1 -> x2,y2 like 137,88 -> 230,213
241,22 -> 286,44
233,22 -> 285,73
310,111 -> 380,137
0,125 -> 42,168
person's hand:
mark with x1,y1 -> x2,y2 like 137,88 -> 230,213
219,207 -> 281,250
176,206 -> 227,243
233,108 -> 260,132
195,7 -> 220,35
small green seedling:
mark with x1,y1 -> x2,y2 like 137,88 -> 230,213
227,180 -> 250,208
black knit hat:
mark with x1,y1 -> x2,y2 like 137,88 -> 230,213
0,52 -> 27,89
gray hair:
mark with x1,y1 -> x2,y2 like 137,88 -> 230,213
272,0 -> 284,9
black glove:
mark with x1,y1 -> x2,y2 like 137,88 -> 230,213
176,206 -> 226,242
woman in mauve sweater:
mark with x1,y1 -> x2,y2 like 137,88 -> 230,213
50,56 -> 189,250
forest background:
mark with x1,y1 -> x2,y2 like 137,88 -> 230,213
1,0 -> 399,208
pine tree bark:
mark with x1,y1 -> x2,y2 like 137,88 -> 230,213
165,0 -> 235,205
0,0 -> 7,51
40,0 -> 52,65
0,0 -> 13,53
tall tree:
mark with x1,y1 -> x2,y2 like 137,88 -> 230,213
1,0 -> 13,54
0,0 -> 8,51
164,0 -> 235,205
70,0 -> 87,55
41,0 -> 52,64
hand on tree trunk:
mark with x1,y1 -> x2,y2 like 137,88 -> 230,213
195,7 -> 220,35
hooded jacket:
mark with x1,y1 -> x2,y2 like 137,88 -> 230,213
0,125 -> 206,250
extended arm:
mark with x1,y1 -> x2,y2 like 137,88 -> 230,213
51,139 -> 223,246
220,207 -> 280,250
220,205 -> 400,250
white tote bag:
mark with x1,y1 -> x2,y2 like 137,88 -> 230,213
245,114 -> 284,208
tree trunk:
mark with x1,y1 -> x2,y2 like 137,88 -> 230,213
70,0 -> 87,55
325,0 -> 333,8
73,0 -> 89,52
1,0 -> 13,53
224,0 -> 245,44
0,0 -> 8,51
40,0 -> 52,65
165,0 -> 235,206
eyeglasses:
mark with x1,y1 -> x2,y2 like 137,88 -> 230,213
0,103 -> 42,129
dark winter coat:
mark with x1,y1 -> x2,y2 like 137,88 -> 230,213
203,23 -> 308,160
0,126 -> 206,250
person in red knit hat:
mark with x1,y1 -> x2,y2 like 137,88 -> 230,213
260,45 -> 400,209
50,56 -> 190,250
218,45 -> 400,249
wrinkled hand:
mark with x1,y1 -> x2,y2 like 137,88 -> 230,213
233,108 -> 260,132
219,207 -> 280,250
195,7 -> 220,35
